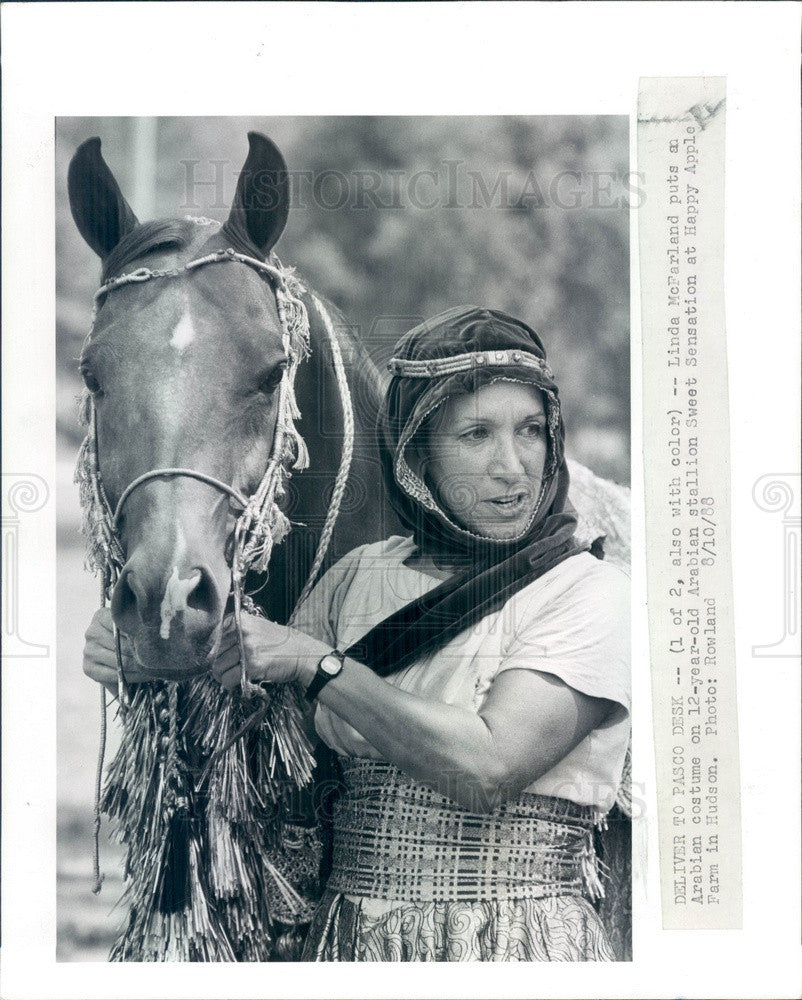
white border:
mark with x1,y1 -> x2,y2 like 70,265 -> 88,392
2,3 -> 800,999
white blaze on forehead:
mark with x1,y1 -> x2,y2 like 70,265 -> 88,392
170,306 -> 196,353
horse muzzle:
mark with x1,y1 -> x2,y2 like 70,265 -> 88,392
111,554 -> 226,679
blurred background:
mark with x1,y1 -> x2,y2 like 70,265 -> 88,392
56,116 -> 630,959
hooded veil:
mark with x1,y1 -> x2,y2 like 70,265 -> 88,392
345,306 -> 591,676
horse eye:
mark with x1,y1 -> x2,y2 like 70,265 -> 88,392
257,363 -> 287,395
80,366 -> 103,396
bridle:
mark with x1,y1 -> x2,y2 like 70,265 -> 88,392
80,241 -> 356,890
82,242 -> 355,656
81,246 -> 318,691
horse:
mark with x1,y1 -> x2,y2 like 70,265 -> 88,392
67,131 -> 631,960
69,132 -> 396,680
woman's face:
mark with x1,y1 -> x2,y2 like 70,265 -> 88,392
423,381 -> 549,539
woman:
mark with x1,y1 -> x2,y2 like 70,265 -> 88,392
220,305 -> 629,961
86,306 -> 630,961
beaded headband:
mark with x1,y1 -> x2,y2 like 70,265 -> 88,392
387,348 -> 552,381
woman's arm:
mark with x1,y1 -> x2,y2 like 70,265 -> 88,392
83,601 -> 617,811
213,617 -> 613,812
313,656 -> 611,812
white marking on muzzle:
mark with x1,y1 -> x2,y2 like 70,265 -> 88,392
170,308 -> 196,353
160,565 -> 201,640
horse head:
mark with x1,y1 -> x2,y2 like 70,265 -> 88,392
69,133 -> 298,680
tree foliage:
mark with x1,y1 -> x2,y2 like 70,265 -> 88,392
57,116 -> 629,483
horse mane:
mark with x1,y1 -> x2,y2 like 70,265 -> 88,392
251,283 -> 401,623
305,290 -> 389,424
101,218 -> 198,282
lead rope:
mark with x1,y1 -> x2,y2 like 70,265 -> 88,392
92,685 -> 107,893
92,560 -> 124,893
91,571 -> 109,894
289,294 -> 354,619
92,565 -> 124,893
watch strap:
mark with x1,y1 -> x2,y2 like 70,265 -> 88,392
304,649 -> 345,702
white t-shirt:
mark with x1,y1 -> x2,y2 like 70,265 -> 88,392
292,536 -> 630,812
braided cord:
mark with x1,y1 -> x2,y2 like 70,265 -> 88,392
91,566 -> 115,894
92,683 -> 107,894
289,295 -> 355,619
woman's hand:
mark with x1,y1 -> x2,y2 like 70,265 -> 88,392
83,607 -> 148,695
84,606 -> 329,696
211,615 -> 328,692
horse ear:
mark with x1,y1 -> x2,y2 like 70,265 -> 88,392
68,137 -> 139,258
224,132 -> 289,257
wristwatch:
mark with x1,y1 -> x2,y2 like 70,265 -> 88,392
304,649 -> 346,702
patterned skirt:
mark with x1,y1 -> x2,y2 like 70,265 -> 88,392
302,758 -> 617,962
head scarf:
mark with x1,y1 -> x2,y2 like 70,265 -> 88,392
344,306 -> 590,677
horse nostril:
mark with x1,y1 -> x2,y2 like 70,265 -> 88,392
111,565 -> 149,627
185,567 -> 218,615
127,570 -> 148,610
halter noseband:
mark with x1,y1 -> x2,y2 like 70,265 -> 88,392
113,469 -> 250,527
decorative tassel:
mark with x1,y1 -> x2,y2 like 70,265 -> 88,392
273,927 -> 306,962
580,828 -> 609,902
158,805 -> 191,914
99,676 -> 317,961
615,745 -> 632,817
288,427 -> 310,472
284,370 -> 303,422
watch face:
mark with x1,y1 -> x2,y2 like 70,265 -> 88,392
320,653 -> 342,676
